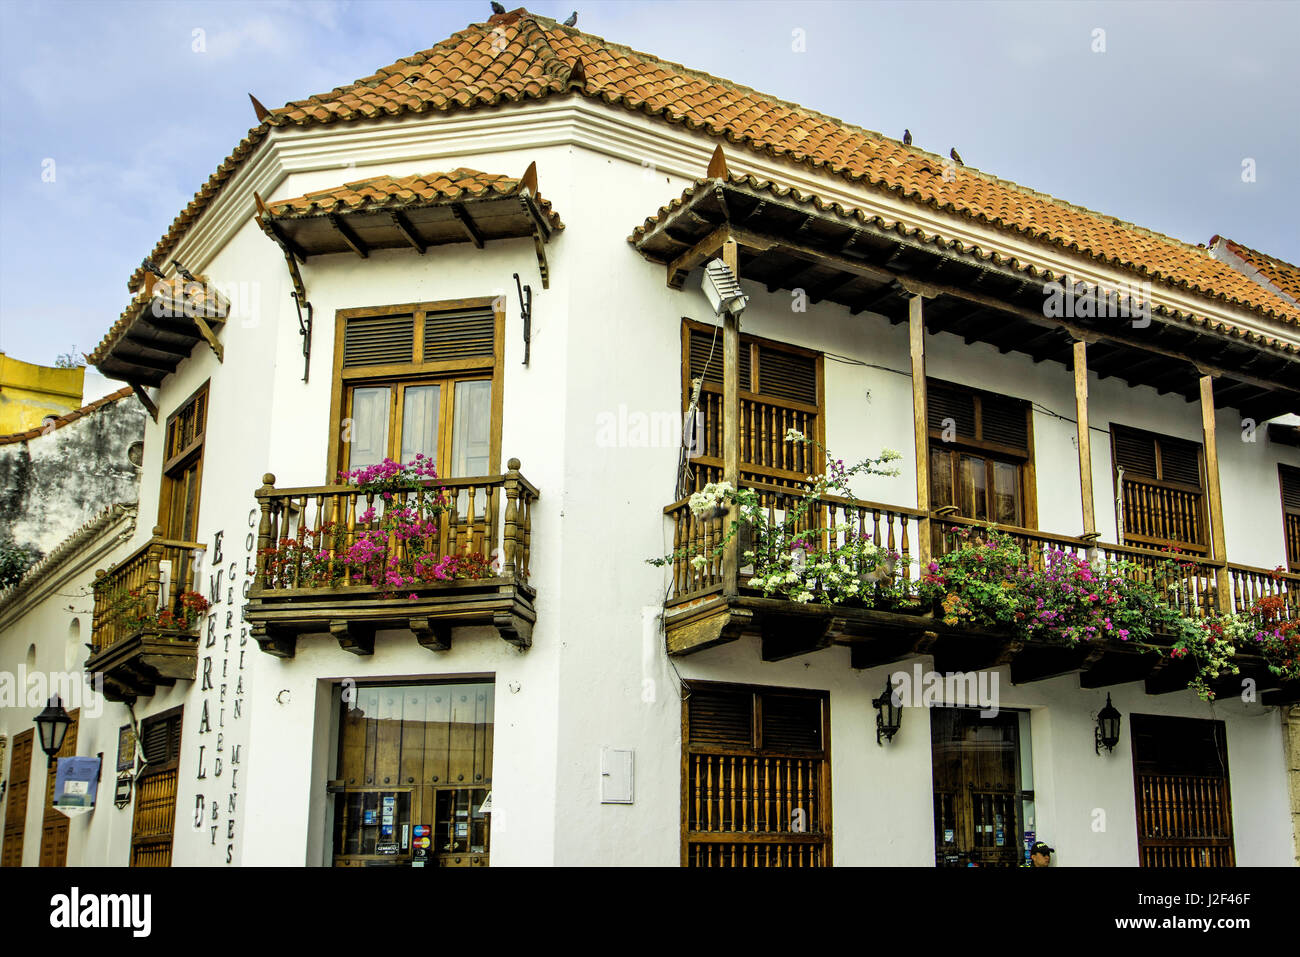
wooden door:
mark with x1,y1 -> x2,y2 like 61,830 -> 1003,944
332,682 -> 494,866
38,709 -> 79,867
1131,714 -> 1234,866
932,707 -> 1024,867
131,708 -> 183,867
1,730 -> 34,867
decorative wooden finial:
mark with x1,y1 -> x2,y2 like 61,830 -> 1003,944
566,57 -> 586,92
249,93 -> 271,123
707,144 -> 729,180
521,161 -> 538,196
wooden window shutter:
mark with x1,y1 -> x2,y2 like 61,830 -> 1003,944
343,314 -> 415,368
1113,426 -> 1158,480
687,688 -> 752,747
1159,437 -> 1202,489
140,712 -> 181,767
979,394 -> 1029,451
755,346 -> 815,405
423,307 -> 495,362
760,694 -> 823,752
1282,466 -> 1300,511
688,328 -> 750,390
927,382 -> 976,440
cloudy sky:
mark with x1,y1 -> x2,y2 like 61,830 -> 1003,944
1,0 -> 1296,367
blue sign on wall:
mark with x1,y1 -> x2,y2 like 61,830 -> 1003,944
54,756 -> 102,808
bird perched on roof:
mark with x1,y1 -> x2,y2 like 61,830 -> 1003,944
172,260 -> 198,282
949,147 -> 963,165
563,11 -> 578,26
141,258 -> 166,280
490,2 -> 506,14
903,129 -> 912,145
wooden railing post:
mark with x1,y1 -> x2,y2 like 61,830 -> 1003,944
92,568 -> 107,652
722,239 -> 741,599
909,293 -> 933,567
1198,375 -> 1232,610
256,474 -> 275,586
145,526 -> 165,615
1073,339 -> 1097,538
503,458 -> 520,579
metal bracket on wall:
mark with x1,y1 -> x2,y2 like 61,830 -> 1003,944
292,292 -> 314,383
514,272 -> 532,367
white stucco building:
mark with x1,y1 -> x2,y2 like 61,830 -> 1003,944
2,7 -> 1299,868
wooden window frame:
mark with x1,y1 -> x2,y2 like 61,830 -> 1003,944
156,380 -> 209,540
131,705 -> 183,868
680,679 -> 832,867
680,319 -> 826,487
1,729 -> 34,867
1110,423 -> 1208,552
926,377 -> 1038,529
326,298 -> 505,484
1280,464 -> 1300,574
1130,713 -> 1234,867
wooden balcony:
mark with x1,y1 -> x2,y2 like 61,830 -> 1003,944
88,530 -> 206,703
244,459 -> 538,658
662,486 -> 1300,702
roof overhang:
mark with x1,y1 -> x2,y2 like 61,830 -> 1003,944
255,164 -> 562,288
631,174 -> 1300,421
91,277 -> 229,387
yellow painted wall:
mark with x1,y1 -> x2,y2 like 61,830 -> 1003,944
0,354 -> 85,434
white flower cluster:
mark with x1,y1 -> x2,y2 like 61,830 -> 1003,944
687,481 -> 734,517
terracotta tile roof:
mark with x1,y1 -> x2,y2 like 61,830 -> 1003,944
1210,236 -> 1300,305
264,168 -> 563,230
121,6 -> 1300,339
631,173 -> 1300,358
0,385 -> 134,445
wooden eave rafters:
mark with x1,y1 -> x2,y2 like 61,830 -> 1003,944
632,176 -> 1300,420
255,164 -> 559,289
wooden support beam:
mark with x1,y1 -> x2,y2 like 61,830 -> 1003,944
450,203 -> 484,249
389,211 -> 426,253
665,225 -> 741,289
1074,340 -> 1096,537
1199,375 -> 1232,606
722,239 -> 741,599
131,383 -> 158,422
328,214 -> 369,258
192,315 -> 224,364
909,294 -> 932,567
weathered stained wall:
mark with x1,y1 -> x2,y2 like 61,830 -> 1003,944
0,390 -> 145,558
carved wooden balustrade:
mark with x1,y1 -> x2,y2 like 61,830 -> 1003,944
244,458 -> 538,658
87,528 -> 206,702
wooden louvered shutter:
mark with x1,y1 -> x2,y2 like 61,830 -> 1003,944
755,346 -> 815,405
684,684 -> 829,867
343,314 -> 415,367
1113,426 -> 1158,480
132,709 -> 182,868
424,307 -> 494,362
2,730 -> 34,867
688,328 -> 750,390
979,394 -> 1029,452
687,688 -> 752,747
1282,466 -> 1300,571
927,382 -> 977,440
1158,437 -> 1202,489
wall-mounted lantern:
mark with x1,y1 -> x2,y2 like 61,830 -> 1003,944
872,675 -> 903,746
1095,693 -> 1122,754
35,695 -> 72,765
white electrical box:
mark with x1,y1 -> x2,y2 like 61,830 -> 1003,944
600,748 -> 634,804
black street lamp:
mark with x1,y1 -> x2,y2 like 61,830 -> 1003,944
1095,693 -> 1122,754
34,695 -> 72,765
872,676 -> 903,746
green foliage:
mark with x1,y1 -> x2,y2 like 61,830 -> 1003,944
0,536 -> 43,588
